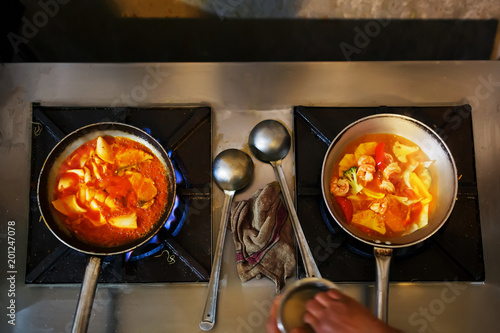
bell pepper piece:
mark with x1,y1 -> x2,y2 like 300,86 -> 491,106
409,172 -> 432,204
362,187 -> 385,199
375,142 -> 386,171
335,196 -> 353,223
417,168 -> 432,190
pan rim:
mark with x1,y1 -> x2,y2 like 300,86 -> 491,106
37,122 -> 177,256
320,113 -> 458,249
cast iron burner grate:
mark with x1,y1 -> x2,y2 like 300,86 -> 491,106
294,105 -> 484,282
27,105 -> 212,283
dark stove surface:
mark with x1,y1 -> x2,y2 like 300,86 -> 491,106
27,105 -> 212,283
294,106 -> 484,282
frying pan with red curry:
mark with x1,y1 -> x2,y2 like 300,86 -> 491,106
38,123 -> 176,255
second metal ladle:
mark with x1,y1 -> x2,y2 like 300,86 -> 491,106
248,120 -> 321,278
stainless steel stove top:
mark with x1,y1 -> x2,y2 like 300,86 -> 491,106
0,62 -> 499,333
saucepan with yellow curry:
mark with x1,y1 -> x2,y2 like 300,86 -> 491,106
321,114 -> 457,322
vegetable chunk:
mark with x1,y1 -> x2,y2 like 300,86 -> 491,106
393,141 -> 419,163
116,149 -> 152,168
338,154 -> 357,177
109,213 -> 137,229
354,142 -> 377,160
344,167 -> 363,195
52,195 -> 87,215
137,179 -> 158,202
352,210 -> 386,235
96,137 -> 115,164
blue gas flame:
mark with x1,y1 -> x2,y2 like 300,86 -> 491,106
164,195 -> 180,231
167,151 -> 184,184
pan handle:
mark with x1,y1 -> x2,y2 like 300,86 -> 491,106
72,256 -> 102,333
374,247 -> 393,323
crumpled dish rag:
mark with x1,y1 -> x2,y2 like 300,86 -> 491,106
229,181 -> 296,293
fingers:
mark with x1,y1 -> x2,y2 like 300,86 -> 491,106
312,291 -> 333,307
302,289 -> 347,330
304,294 -> 328,317
303,310 -> 321,328
267,289 -> 353,333
302,290 -> 337,329
308,288 -> 346,310
325,288 -> 345,301
313,288 -> 344,307
265,295 -> 282,333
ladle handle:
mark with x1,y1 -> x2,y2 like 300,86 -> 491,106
374,247 -> 393,323
72,256 -> 102,333
200,190 -> 235,331
271,160 -> 321,278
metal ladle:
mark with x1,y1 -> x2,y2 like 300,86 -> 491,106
248,120 -> 321,278
200,149 -> 254,331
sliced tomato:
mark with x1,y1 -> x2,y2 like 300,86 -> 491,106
375,142 -> 386,171
335,196 -> 353,223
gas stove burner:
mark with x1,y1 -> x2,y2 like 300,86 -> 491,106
344,238 -> 429,259
126,235 -> 164,262
294,105 -> 484,282
141,127 -> 152,135
126,195 -> 186,262
345,241 -> 374,259
164,154 -> 187,237
26,105 -> 212,284
164,195 -> 183,235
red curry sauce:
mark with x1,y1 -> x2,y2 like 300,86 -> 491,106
52,136 -> 168,248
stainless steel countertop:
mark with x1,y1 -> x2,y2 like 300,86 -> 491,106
1,62 -> 499,333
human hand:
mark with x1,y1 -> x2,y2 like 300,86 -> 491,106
302,288 -> 400,333
267,288 -> 400,333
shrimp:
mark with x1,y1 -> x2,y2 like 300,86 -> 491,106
370,197 -> 389,214
358,155 -> 375,167
384,153 -> 394,164
330,177 -> 349,196
357,164 -> 375,184
383,162 -> 401,179
380,179 -> 395,193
